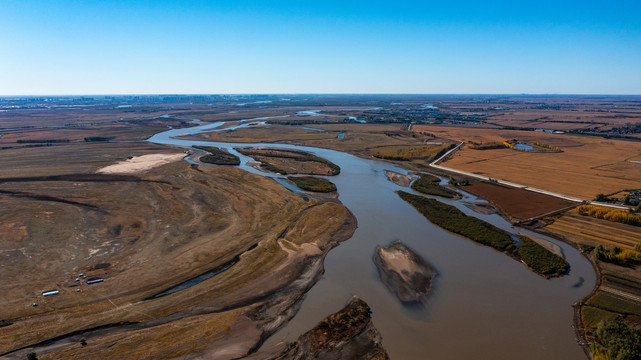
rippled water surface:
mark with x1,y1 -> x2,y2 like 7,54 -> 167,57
149,119 -> 595,360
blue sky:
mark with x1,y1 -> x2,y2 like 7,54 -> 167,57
1,0 -> 640,95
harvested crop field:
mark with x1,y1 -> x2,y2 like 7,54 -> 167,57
412,125 -> 641,199
545,213 -> 641,250
462,181 -> 576,220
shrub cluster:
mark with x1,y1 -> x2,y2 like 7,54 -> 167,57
397,191 -> 514,252
468,141 -> 508,150
592,244 -> 641,265
532,141 -> 562,152
17,139 -> 70,143
287,176 -> 337,192
237,148 -> 340,175
194,145 -> 240,165
592,320 -> 641,360
517,236 -> 569,277
399,191 -> 570,277
411,174 -> 458,198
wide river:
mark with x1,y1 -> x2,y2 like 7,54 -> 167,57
148,117 -> 596,360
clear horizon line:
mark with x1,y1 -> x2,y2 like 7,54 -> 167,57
2,92 -> 641,97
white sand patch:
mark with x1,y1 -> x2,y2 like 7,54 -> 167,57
96,153 -> 185,174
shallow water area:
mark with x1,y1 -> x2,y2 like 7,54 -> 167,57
148,117 -> 596,360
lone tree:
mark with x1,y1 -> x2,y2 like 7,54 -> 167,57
595,193 -> 606,202
26,352 -> 38,360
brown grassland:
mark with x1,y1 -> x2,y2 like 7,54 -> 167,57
191,123 -> 452,171
0,139 -> 355,359
192,125 -> 338,143
4,97 -> 641,359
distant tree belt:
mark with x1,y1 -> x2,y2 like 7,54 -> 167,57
287,176 -> 336,192
2,144 -> 54,150
411,174 -> 458,198
84,137 -> 114,142
193,145 -> 240,165
432,143 -> 456,159
577,205 -> 641,227
468,141 -> 507,150
266,120 -> 332,125
17,139 -> 70,143
398,191 -> 569,277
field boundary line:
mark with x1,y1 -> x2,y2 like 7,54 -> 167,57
554,219 -> 641,244
429,143 -> 629,209
600,286 -> 641,304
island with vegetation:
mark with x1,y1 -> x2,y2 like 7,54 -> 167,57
252,297 -> 389,360
517,235 -> 569,277
237,147 -> 340,175
411,173 -> 459,198
288,176 -> 337,192
398,191 -> 569,278
193,145 -> 241,165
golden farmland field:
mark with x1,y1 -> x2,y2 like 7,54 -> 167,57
413,125 -> 641,199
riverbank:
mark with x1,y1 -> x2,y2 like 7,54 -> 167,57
0,146 -> 357,359
147,115 -> 595,359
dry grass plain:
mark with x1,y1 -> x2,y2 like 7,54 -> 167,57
0,142 -> 355,359
191,125 -> 339,143
412,125 -> 641,199
191,123 -> 450,171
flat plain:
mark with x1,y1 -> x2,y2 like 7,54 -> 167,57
2,95 -> 641,359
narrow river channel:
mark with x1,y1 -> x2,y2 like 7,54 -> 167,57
148,117 -> 596,360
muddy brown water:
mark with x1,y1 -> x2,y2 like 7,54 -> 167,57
149,119 -> 596,360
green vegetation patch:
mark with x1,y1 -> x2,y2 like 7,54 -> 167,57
17,139 -> 70,144
411,174 -> 458,198
193,145 -> 240,165
517,235 -> 569,277
84,137 -> 113,142
591,320 -> 641,360
260,161 -> 288,174
398,191 -> 514,252
316,299 -> 372,339
288,176 -> 337,193
592,244 -> 641,266
398,191 -> 569,277
587,292 -> 641,316
582,306 -> 619,328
